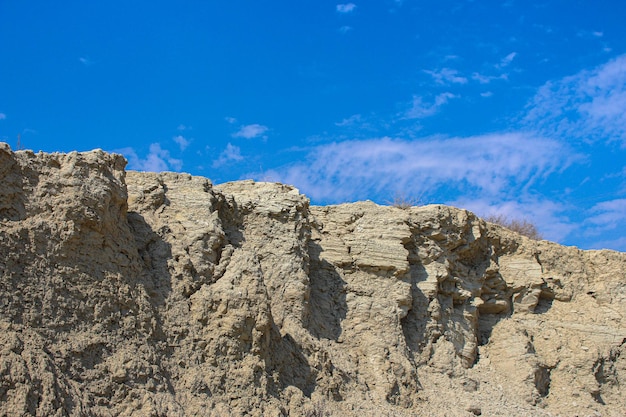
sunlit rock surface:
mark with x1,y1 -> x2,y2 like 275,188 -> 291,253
1,143 -> 625,416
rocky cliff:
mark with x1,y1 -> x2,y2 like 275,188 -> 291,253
1,143 -> 625,417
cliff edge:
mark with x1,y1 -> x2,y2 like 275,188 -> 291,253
1,144 -> 625,416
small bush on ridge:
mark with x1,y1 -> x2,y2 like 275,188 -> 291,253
387,193 -> 421,209
485,214 -> 542,240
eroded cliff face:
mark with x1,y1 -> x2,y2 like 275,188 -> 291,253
1,144 -> 625,417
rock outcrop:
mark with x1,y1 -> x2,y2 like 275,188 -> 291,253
1,143 -> 625,416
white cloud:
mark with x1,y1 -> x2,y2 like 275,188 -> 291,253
470,52 -> 516,85
586,198 -> 626,232
232,123 -> 269,139
0,113 -> 6,120
259,133 -> 576,204
177,124 -> 191,131
497,52 -> 517,69
472,72 -> 508,84
173,135 -> 190,151
335,114 -> 362,126
523,54 -> 626,145
79,56 -> 94,66
424,68 -> 468,85
225,117 -> 237,124
119,143 -> 182,172
584,198 -> 626,250
339,26 -> 353,34
405,93 -> 457,119
336,3 -> 356,13
212,143 -> 243,168
480,91 -> 494,98
578,30 -> 604,39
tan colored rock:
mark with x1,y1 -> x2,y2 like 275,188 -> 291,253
1,144 -> 625,416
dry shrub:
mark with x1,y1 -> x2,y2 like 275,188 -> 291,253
484,214 -> 542,240
387,193 -> 421,209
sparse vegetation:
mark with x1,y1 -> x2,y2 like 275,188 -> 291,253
387,192 -> 421,209
485,214 -> 542,240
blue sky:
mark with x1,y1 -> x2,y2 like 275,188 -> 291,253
1,1 -> 626,251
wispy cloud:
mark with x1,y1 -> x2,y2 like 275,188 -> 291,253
336,3 -> 357,13
586,198 -> 626,232
173,135 -> 190,151
335,114 -> 363,126
212,143 -> 243,168
469,52 -> 517,85
577,30 -> 604,39
259,133 -> 576,205
225,117 -> 237,124
177,124 -> 191,131
523,53 -> 626,145
119,143 -> 183,172
0,113 -> 6,120
79,56 -> 94,66
472,72 -> 508,84
339,26 -> 353,34
424,68 -> 468,85
232,123 -> 269,139
496,52 -> 517,69
405,93 -> 457,119
584,198 -> 626,250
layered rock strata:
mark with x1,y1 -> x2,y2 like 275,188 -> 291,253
1,144 -> 625,416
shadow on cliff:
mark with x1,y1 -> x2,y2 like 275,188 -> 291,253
400,238 -> 517,365
0,176 -> 29,221
269,332 -> 318,398
306,241 -> 348,341
127,212 -> 173,325
125,211 -> 180,396
400,262 -> 431,355
262,241 -> 349,400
